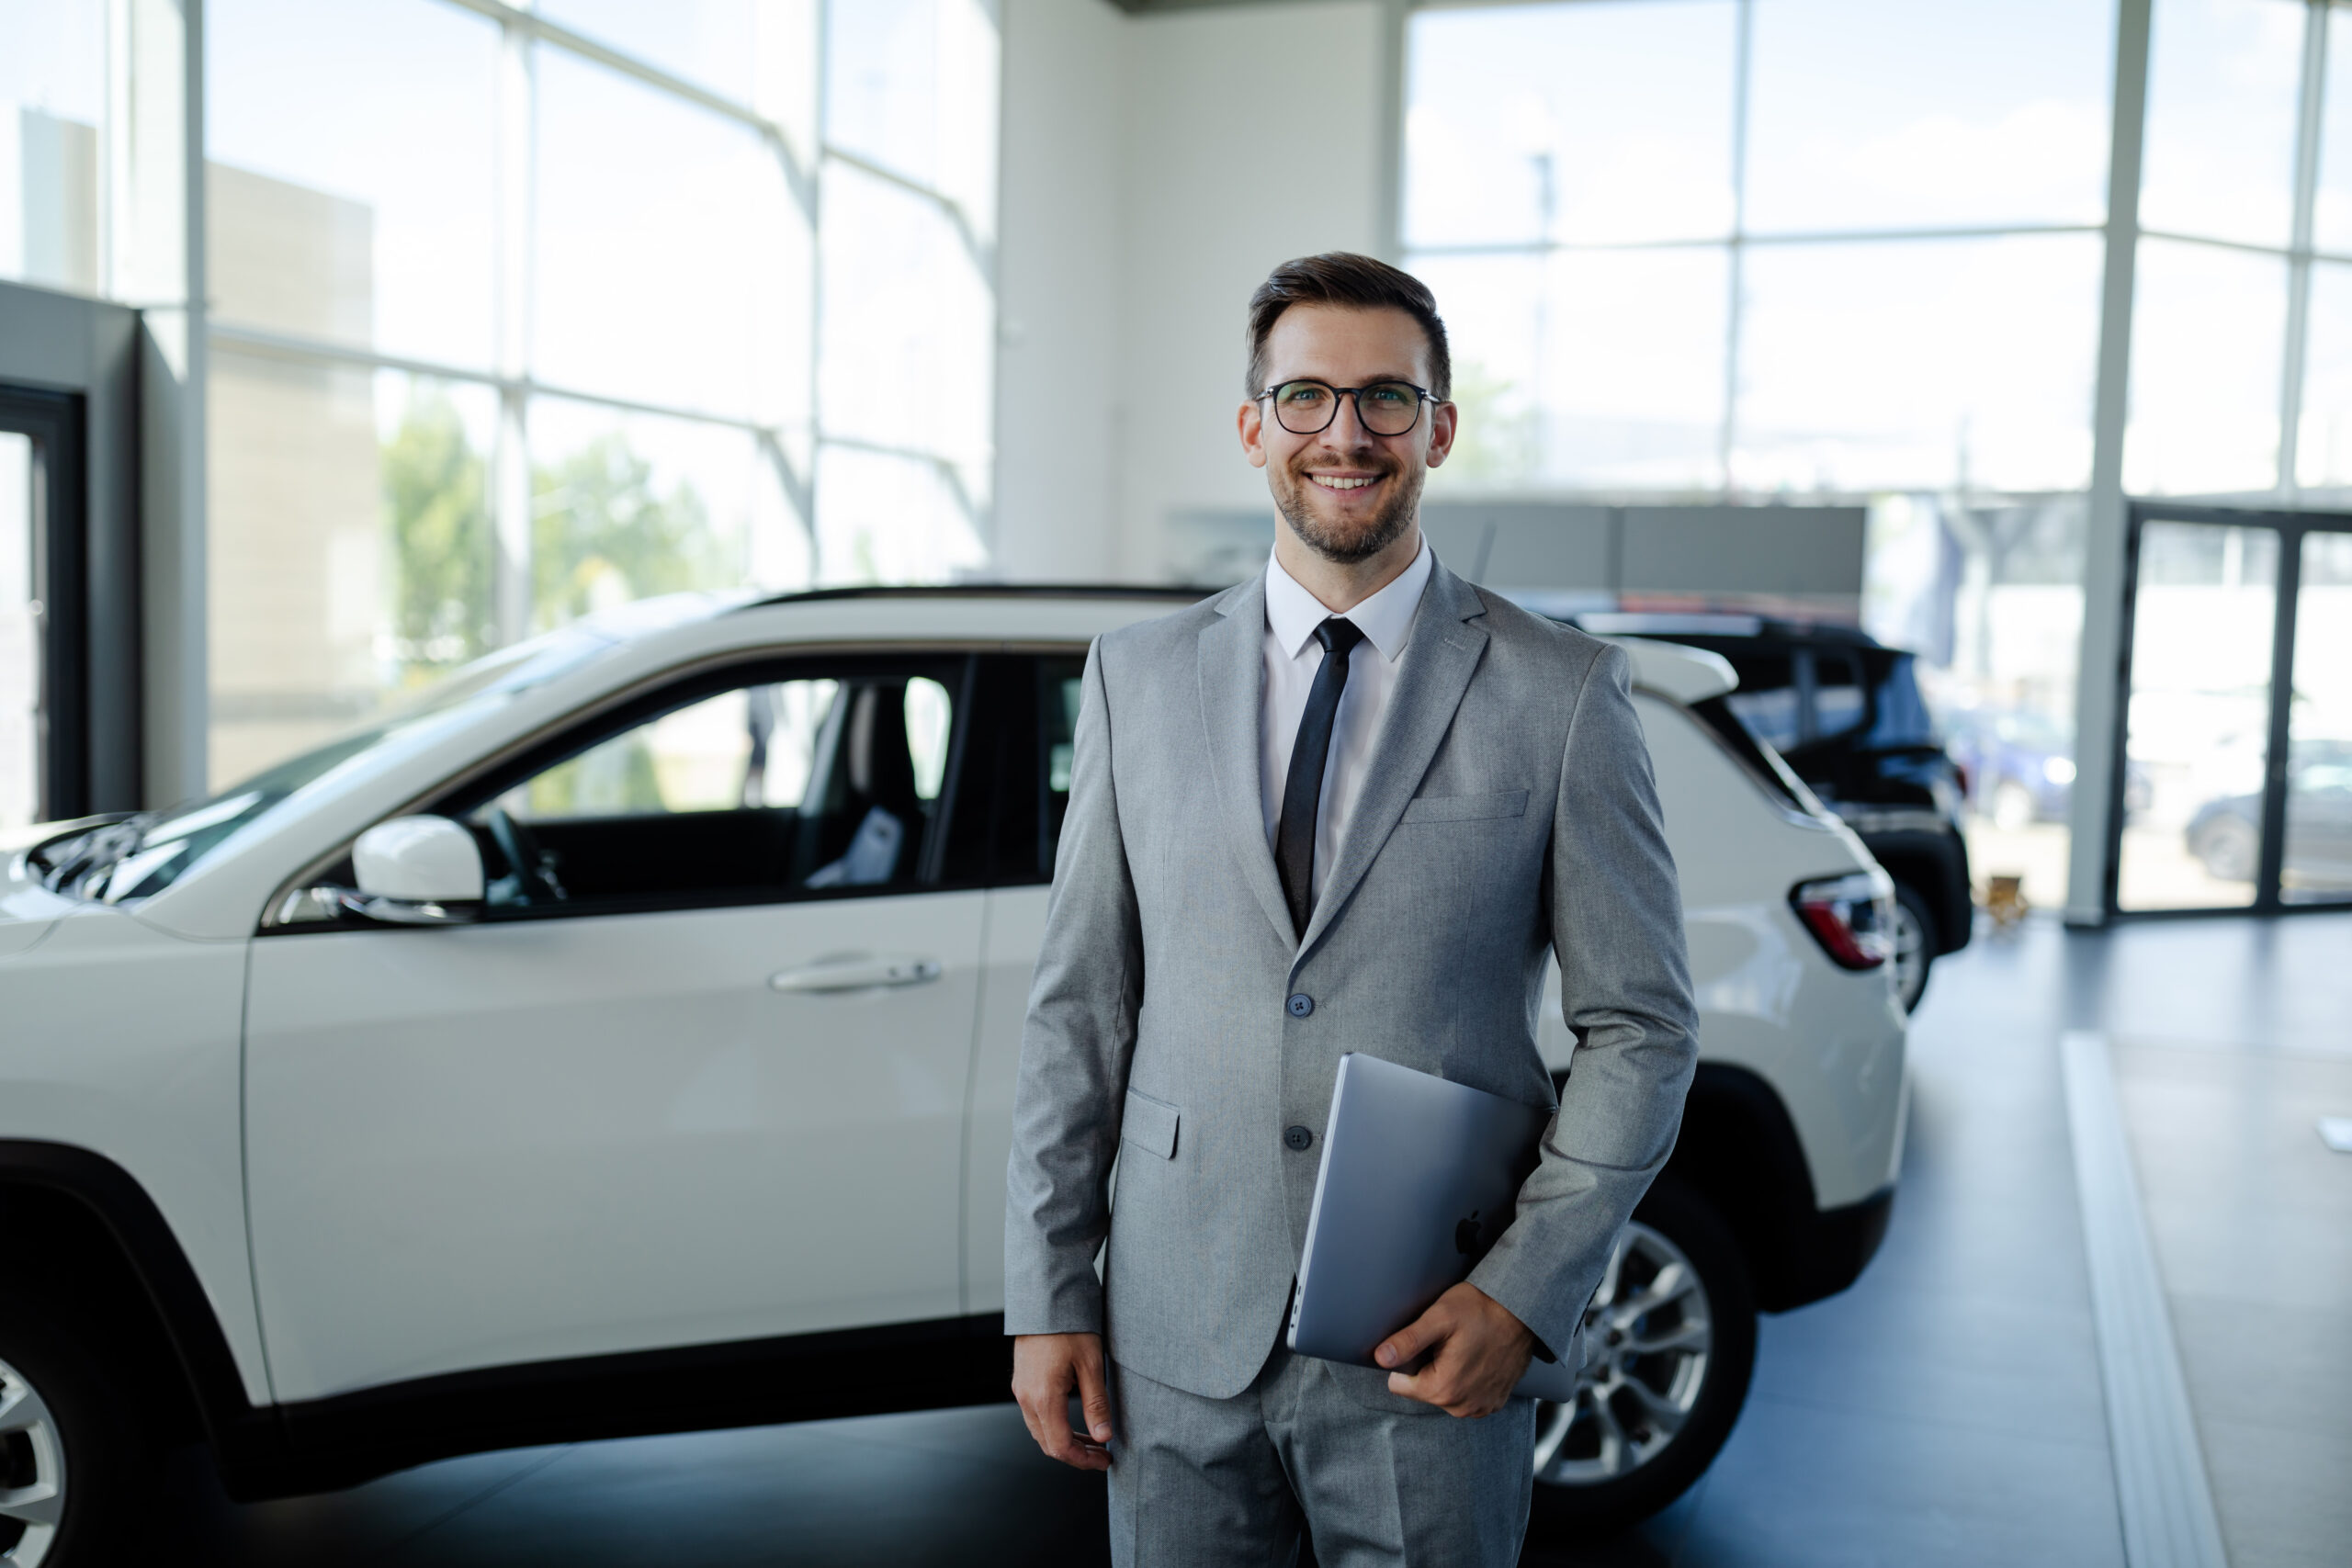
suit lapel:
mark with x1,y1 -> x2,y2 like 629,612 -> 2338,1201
1197,575 -> 1298,950
1295,562 -> 1489,960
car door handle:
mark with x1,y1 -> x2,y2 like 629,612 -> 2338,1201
768,956 -> 944,994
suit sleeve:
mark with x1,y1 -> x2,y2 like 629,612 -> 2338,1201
1467,640 -> 1700,1361
1002,637 -> 1146,1337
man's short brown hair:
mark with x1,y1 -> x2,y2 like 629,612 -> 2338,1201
1246,252 -> 1452,401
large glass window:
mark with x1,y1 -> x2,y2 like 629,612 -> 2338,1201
1744,0 -> 2111,233
204,0 -> 996,785
537,0 -> 763,105
1406,1 -> 1736,250
1404,0 -> 2124,926
2298,260 -> 2352,488
1736,235 -> 2102,494
2140,0 -> 2305,249
534,50 -> 797,418
207,0 -> 500,368
207,355 -> 502,786
2126,240 -> 2290,495
1407,0 -> 2110,500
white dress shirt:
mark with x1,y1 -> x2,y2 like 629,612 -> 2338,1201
1260,540 -> 1435,903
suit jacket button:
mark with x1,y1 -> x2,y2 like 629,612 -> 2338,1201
1286,993 -> 1314,1018
1283,1124 -> 1314,1152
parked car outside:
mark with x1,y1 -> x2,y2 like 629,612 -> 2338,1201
1555,612 -> 1968,1013
1941,706 -> 2075,829
1941,706 -> 2154,829
0,587 -> 1905,1560
2185,739 -> 2352,890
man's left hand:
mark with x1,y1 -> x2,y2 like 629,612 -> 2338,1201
1375,1281 -> 1538,1418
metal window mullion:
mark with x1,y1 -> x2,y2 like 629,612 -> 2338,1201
1721,0 -> 1753,495
436,0 -> 813,199
1408,221 -> 2105,261
492,16 -> 536,648
810,0 -> 832,580
2281,1 -> 2331,496
208,321 -> 836,441
1376,0 -> 1409,263
2256,519 -> 2304,907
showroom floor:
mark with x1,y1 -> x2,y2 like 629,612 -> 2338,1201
153,911 -> 2352,1567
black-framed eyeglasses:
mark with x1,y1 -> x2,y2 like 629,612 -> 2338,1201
1258,379 -> 1438,437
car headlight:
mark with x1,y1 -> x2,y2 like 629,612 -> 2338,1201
2043,756 -> 2076,785
1790,870 -> 1895,971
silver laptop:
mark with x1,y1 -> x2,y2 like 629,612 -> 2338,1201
1287,1053 -> 1581,1403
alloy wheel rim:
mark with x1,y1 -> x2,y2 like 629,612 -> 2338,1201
1532,1221 -> 1711,1487
0,1356 -> 65,1566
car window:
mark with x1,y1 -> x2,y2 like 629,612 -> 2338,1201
1863,653 -> 1939,748
1720,650 -> 1799,753
1811,652 -> 1867,741
452,660 -> 967,914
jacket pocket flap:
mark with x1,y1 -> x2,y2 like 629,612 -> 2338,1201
1122,1089 -> 1180,1159
1399,789 -> 1530,824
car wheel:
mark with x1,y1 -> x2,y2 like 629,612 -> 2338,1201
1991,780 -> 2036,831
1888,882 -> 1936,1013
1525,1178 -> 1757,1543
0,1295 -> 153,1567
2189,815 -> 2259,884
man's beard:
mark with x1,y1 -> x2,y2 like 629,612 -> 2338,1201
1270,458 -> 1426,565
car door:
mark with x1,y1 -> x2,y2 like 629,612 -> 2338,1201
244,653 -> 989,1403
962,651 -> 1086,1314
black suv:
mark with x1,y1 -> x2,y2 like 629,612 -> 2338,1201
1563,612 -> 1973,1011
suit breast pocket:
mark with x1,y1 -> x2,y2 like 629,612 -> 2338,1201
1121,1088 -> 1181,1160
1398,789 -> 1530,825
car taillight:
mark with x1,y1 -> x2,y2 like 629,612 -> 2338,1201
1791,870 -> 1894,970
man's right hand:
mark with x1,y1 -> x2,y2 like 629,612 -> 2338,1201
1012,1332 -> 1114,1471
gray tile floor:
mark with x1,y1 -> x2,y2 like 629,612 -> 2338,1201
2114,1036 -> 2352,1568
151,911 -> 2352,1565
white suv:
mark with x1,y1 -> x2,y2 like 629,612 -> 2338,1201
0,587 -> 1905,1563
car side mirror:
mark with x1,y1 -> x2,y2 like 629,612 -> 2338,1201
350,816 -> 485,925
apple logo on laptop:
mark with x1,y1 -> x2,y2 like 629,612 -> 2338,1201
1454,1210 -> 1484,1256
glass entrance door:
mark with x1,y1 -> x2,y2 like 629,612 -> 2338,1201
0,387 -> 85,829
0,432 -> 34,829
2284,531 -> 2352,903
2112,504 -> 2352,914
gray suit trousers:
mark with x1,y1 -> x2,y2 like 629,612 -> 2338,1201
1107,1343 -> 1535,1568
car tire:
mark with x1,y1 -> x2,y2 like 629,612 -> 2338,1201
1888,881 -> 1937,1013
1524,1177 -> 1758,1544
0,1293 -> 155,1567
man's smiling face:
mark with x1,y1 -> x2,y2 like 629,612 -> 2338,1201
1240,303 -> 1456,566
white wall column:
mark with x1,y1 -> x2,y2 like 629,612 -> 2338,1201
2064,0 -> 2154,925
111,0 -> 207,805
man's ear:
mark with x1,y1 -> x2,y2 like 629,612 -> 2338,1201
1424,399 -> 1459,469
1238,400 -> 1270,469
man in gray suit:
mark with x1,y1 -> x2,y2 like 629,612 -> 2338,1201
1005,252 -> 1699,1565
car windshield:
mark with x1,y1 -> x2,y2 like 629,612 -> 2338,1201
31,615 -> 660,903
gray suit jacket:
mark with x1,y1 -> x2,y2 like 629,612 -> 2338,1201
1003,559 -> 1699,1408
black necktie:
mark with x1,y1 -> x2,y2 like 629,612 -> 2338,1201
1276,616 -> 1367,938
